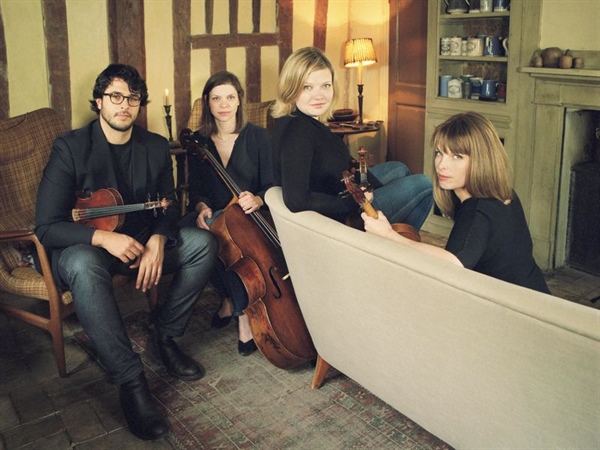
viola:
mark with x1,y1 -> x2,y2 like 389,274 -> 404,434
180,129 -> 316,370
72,188 -> 170,231
341,170 -> 421,242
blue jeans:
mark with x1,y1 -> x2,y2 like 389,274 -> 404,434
57,227 -> 217,385
369,161 -> 433,229
179,210 -> 248,316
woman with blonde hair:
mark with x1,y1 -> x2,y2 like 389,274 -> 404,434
364,112 -> 550,293
272,47 -> 433,228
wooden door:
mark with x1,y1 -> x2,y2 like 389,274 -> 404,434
388,0 -> 428,174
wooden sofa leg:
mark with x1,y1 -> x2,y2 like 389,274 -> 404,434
311,354 -> 331,389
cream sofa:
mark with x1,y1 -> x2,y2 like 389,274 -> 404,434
265,187 -> 600,449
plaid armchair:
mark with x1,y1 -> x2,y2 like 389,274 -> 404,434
0,108 -> 74,377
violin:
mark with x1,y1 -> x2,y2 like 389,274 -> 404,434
181,129 -> 316,370
341,170 -> 421,242
72,188 -> 170,231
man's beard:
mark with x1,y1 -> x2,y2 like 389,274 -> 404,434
101,110 -> 136,132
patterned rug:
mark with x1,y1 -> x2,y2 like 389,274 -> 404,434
73,291 -> 453,449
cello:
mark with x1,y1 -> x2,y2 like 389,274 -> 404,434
180,129 -> 316,370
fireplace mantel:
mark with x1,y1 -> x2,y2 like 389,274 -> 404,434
519,67 -> 600,85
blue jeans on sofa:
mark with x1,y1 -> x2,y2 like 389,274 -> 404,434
369,161 -> 433,229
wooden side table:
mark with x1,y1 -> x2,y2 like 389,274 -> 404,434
329,121 -> 383,163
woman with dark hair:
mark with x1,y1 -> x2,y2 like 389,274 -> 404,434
182,71 -> 274,355
363,112 -> 550,293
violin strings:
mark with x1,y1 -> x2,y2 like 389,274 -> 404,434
73,203 -> 152,220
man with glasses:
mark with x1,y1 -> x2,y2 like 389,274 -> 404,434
35,64 -> 217,441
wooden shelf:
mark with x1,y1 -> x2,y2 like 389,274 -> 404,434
440,11 -> 510,20
440,56 -> 508,63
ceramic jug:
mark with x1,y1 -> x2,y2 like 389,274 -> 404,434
480,80 -> 498,100
484,36 -> 508,57
445,0 -> 470,14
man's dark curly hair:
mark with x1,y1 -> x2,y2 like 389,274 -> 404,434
89,63 -> 149,113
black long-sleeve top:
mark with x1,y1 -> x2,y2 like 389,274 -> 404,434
273,110 -> 358,223
187,123 -> 274,212
446,193 -> 550,293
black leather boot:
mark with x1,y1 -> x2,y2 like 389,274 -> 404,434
119,372 -> 169,440
153,330 -> 204,381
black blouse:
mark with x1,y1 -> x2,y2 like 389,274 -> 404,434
445,193 -> 550,293
187,123 -> 274,213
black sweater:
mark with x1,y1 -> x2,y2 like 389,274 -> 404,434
446,193 -> 550,293
273,111 -> 358,222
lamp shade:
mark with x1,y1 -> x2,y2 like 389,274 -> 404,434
343,38 -> 377,68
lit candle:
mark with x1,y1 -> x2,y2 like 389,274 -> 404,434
357,63 -> 363,85
164,89 -> 169,106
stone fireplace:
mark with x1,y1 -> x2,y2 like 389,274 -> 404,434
521,63 -> 600,273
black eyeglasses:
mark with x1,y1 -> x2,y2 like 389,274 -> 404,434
103,92 -> 142,107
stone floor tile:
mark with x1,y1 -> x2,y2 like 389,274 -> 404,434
0,358 -> 34,396
43,363 -> 105,400
0,394 -> 19,432
20,430 -> 71,450
10,384 -> 54,425
89,390 -> 125,433
61,401 -> 107,444
3,414 -> 63,449
48,377 -> 116,411
23,350 -> 62,383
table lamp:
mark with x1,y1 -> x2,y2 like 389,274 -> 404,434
344,38 -> 377,124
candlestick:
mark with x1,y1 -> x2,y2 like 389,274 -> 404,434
163,104 -> 173,141
357,84 -> 364,125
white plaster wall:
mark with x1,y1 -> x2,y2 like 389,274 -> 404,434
540,0 -> 600,51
